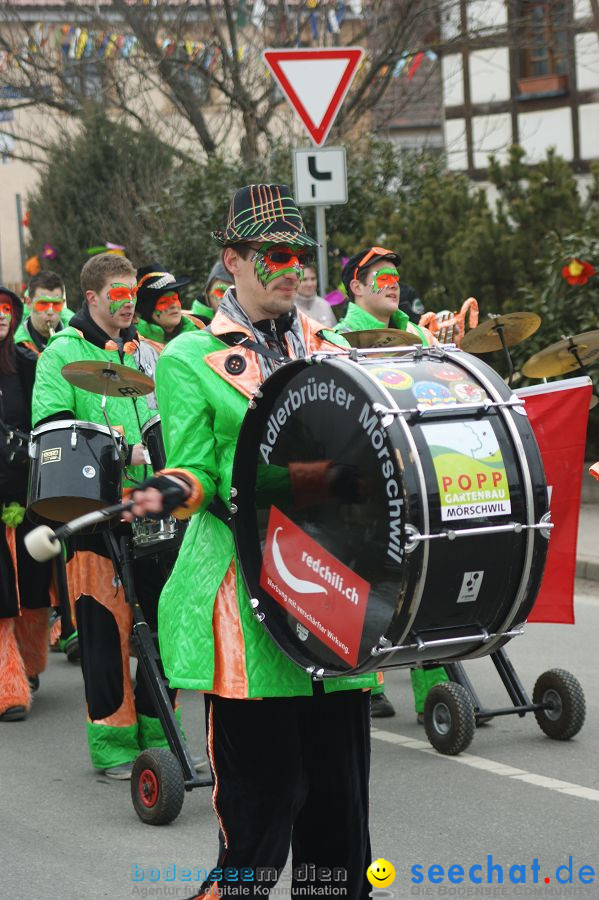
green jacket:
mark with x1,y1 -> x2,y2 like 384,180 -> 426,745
336,301 -> 429,344
31,327 -> 154,486
135,313 -> 203,346
191,298 -> 215,321
155,308 -> 380,697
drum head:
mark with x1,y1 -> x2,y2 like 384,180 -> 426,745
233,358 -> 421,676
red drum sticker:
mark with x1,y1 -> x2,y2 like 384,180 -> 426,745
430,364 -> 463,382
451,381 -> 487,404
260,506 -> 370,665
420,421 -> 511,520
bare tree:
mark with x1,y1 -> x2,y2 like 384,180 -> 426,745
0,0 -> 450,166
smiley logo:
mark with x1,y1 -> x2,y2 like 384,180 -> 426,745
366,858 -> 396,888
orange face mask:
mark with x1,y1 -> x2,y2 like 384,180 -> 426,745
33,298 -> 65,313
154,292 -> 181,313
0,302 -> 12,319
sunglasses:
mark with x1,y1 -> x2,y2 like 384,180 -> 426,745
258,245 -> 313,267
354,246 -> 396,281
33,298 -> 65,313
107,285 -> 137,303
0,303 -> 12,317
154,292 -> 181,311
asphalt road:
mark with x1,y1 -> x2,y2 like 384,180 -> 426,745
2,579 -> 598,900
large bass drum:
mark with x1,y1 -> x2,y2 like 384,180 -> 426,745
232,346 -> 550,678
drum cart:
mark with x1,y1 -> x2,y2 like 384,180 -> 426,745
105,531 -> 213,826
420,648 -> 586,756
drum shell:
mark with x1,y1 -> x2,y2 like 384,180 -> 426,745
232,348 -> 550,678
140,415 -> 166,472
28,420 -> 124,525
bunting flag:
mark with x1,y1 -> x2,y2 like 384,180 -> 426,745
407,50 -> 424,81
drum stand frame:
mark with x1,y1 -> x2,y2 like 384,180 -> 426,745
104,531 -> 212,793
443,647 -> 547,721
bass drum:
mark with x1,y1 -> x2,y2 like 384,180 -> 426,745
232,346 -> 550,678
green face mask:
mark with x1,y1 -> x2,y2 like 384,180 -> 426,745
107,284 -> 137,317
370,267 -> 400,293
252,244 -> 309,288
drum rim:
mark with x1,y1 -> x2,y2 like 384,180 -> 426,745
30,419 -> 125,440
140,414 -> 162,436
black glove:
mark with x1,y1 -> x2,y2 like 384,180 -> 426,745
134,475 -> 188,518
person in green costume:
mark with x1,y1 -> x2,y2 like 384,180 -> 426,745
126,184 -> 378,900
191,259 -> 233,324
32,252 -> 202,779
22,270 -> 74,329
134,264 -> 204,348
338,247 -> 449,723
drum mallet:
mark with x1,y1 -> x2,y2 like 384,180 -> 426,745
24,501 -> 135,562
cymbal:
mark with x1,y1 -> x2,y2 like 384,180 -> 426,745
62,361 -> 155,397
521,330 -> 599,377
461,312 -> 542,353
343,328 -> 417,349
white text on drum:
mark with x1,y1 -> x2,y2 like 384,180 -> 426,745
300,552 -> 360,604
358,403 -> 403,565
259,378 -> 355,463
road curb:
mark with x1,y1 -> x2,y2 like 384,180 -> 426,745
576,557 -> 599,583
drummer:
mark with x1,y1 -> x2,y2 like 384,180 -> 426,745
134,265 -> 204,349
14,272 -> 79,659
31,252 -> 194,778
0,287 -> 53,722
336,247 -> 434,344
126,184 -> 379,899
336,247 -> 447,721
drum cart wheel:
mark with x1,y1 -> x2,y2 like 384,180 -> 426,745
422,649 -> 586,755
423,682 -> 476,755
131,748 -> 185,826
532,669 -> 586,740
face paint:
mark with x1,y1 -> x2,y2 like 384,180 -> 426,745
107,283 -> 137,316
33,297 -> 65,313
252,244 -> 310,288
0,303 -> 12,321
210,282 -> 230,302
370,267 -> 400,293
154,292 -> 181,317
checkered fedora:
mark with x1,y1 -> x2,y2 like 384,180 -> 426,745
212,184 -> 318,248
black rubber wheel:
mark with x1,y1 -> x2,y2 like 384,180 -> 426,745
532,668 -> 586,740
424,682 -> 476,755
131,748 -> 185,825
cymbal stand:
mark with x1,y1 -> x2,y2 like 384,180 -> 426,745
565,337 -> 599,404
490,317 -> 515,386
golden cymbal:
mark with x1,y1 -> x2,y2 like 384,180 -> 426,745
343,328 -> 417,349
461,312 -> 542,353
62,360 -> 155,398
521,330 -> 599,378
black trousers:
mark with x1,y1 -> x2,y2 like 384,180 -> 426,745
193,686 -> 372,900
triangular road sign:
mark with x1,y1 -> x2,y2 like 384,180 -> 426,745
263,47 -> 364,147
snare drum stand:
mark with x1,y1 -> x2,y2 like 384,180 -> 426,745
104,531 -> 212,824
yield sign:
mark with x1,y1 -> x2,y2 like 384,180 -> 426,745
263,47 -> 364,147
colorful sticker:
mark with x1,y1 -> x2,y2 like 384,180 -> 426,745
451,381 -> 487,404
428,364 -> 463,382
370,365 -> 413,391
413,381 -> 453,407
421,421 -> 511,521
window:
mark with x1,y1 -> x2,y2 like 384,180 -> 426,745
62,59 -> 106,104
519,1 -> 569,80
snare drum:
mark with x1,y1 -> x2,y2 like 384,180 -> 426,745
28,420 -> 126,523
140,415 -> 165,471
232,346 -> 550,677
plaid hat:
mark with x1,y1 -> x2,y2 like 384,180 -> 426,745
136,265 -> 191,322
212,184 -> 318,248
341,248 -> 401,299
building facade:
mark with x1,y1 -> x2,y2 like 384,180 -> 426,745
441,0 -> 599,175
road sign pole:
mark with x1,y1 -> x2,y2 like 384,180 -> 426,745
315,205 -> 328,296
